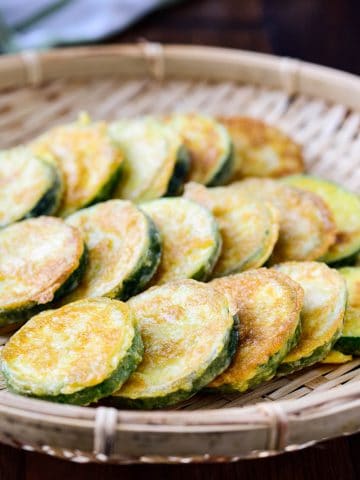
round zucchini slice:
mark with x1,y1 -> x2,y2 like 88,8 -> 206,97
109,118 -> 188,202
141,198 -> 221,284
0,216 -> 86,327
1,298 -> 143,405
234,178 -> 336,264
0,147 -> 62,227
274,262 -> 347,374
167,113 -> 233,186
65,200 -> 161,301
111,280 -> 238,409
334,267 -> 360,355
218,116 -> 304,180
184,182 -> 279,276
208,269 -> 303,393
31,118 -> 124,216
284,175 -> 360,264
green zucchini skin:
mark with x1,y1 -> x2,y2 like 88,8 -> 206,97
277,329 -> 341,376
165,145 -> 190,196
5,325 -> 144,406
333,267 -> 360,356
184,182 -> 279,276
83,162 -> 123,210
335,337 -> 360,356
207,319 -> 301,394
52,246 -> 88,302
283,175 -> 360,265
275,262 -> 347,375
65,201 -> 162,302
329,251 -> 360,269
168,114 -> 234,186
190,231 -> 222,282
109,315 -> 238,409
206,142 -> 234,187
19,162 -> 62,221
141,197 -> 221,284
114,216 -> 162,301
0,154 -> 63,228
0,245 -> 87,328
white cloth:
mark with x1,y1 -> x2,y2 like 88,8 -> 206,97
0,0 -> 178,52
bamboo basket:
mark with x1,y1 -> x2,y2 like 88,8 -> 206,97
0,44 -> 359,464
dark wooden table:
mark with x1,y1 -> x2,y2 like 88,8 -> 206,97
1,1 -> 359,478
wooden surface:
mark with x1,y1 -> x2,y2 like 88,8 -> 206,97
1,0 -> 359,478
1,434 -> 360,479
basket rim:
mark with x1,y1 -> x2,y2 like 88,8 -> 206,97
0,43 -> 359,109
0,382 -> 359,432
0,44 -> 359,458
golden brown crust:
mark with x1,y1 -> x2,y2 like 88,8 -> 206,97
110,118 -> 180,201
0,216 -> 84,308
184,182 -> 279,275
142,198 -> 219,284
284,175 -> 360,263
65,200 -> 149,299
233,179 -> 336,262
0,147 -> 56,225
218,116 -> 304,179
168,114 -> 230,184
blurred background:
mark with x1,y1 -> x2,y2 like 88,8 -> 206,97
0,0 -> 359,74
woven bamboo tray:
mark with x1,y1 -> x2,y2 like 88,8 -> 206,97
0,44 -> 359,465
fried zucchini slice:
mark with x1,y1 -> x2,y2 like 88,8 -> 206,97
218,116 -> 304,180
184,182 -> 279,276
274,262 -> 347,374
321,350 -> 352,364
111,280 -> 237,408
284,175 -> 360,264
0,217 -> 86,327
0,147 -> 62,227
334,267 -> 360,355
31,118 -> 124,216
109,118 -> 189,202
168,113 -> 233,185
208,269 -> 303,393
234,178 -> 336,263
1,298 -> 143,405
65,200 -> 161,301
141,198 -> 221,284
